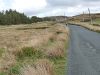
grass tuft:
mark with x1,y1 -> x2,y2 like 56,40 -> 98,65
8,64 -> 20,75
0,72 -> 7,75
16,47 -> 44,61
0,48 -> 4,57
20,59 -> 54,75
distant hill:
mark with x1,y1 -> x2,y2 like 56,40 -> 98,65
70,13 -> 100,22
43,16 -> 68,22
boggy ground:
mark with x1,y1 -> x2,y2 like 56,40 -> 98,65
0,21 -> 69,75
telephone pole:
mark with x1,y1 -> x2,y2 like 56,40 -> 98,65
64,12 -> 66,23
88,8 -> 92,24
83,11 -> 85,22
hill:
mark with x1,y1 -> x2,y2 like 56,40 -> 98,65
70,13 -> 100,22
44,16 -> 68,22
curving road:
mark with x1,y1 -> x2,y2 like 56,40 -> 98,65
68,25 -> 100,75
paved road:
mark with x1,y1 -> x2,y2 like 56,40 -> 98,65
68,25 -> 100,75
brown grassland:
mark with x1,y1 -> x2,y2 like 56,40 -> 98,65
0,21 -> 69,75
69,21 -> 100,32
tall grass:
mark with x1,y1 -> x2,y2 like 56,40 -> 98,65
8,64 -> 20,75
0,22 -> 69,75
16,47 -> 44,61
0,48 -> 4,57
21,59 -> 54,75
70,21 -> 100,32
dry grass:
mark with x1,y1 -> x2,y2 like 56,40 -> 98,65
40,24 -> 69,58
70,21 -> 100,32
21,59 -> 54,75
45,41 -> 65,57
0,21 -> 69,75
0,52 -> 16,72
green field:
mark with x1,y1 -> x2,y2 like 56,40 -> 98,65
93,18 -> 100,25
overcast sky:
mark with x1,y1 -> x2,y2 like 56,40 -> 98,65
0,0 -> 100,17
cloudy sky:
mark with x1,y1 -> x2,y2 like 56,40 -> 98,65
0,0 -> 100,17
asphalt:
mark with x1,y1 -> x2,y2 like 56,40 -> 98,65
68,25 -> 100,75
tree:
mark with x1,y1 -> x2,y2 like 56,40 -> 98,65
0,9 -> 32,25
31,16 -> 43,23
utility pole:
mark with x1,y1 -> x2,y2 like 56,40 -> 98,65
64,12 -> 66,23
88,8 -> 92,24
83,11 -> 85,22
64,12 -> 68,26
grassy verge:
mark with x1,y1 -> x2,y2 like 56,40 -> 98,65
69,21 -> 100,32
92,18 -> 100,26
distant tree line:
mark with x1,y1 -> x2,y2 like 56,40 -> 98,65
0,9 -> 52,25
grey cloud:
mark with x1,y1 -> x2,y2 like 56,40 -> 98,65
46,0 -> 79,7
25,6 -> 54,17
82,0 -> 100,1
26,0 -> 100,17
46,0 -> 100,7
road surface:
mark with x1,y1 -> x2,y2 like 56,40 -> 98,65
68,25 -> 100,75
